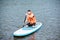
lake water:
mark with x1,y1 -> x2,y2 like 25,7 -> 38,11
0,0 -> 60,40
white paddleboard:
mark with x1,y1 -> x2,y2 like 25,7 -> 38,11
13,22 -> 42,36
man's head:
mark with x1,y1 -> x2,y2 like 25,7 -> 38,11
27,10 -> 32,15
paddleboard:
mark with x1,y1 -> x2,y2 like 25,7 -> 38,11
13,22 -> 42,36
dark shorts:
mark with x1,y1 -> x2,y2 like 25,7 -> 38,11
27,23 -> 36,26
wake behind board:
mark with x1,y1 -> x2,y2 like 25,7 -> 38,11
13,22 -> 42,36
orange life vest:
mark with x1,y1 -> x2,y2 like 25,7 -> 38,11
26,13 -> 36,24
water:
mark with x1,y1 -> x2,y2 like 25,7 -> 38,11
0,0 -> 60,40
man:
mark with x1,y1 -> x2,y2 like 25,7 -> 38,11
24,10 -> 36,27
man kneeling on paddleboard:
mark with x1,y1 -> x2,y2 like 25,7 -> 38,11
23,10 -> 36,27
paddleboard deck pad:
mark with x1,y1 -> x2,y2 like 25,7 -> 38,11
13,22 -> 42,36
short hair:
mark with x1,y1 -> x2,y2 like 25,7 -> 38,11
27,10 -> 31,12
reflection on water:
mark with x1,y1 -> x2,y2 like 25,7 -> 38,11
0,0 -> 60,40
28,32 -> 36,40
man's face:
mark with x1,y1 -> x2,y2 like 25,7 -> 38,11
28,12 -> 31,15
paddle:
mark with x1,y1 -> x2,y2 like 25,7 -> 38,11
23,15 -> 27,27
23,21 -> 28,27
23,23 -> 26,27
